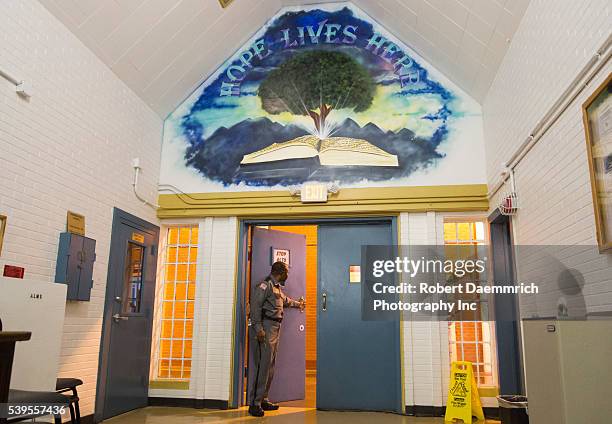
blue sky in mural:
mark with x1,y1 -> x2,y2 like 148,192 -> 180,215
162,3 -> 483,189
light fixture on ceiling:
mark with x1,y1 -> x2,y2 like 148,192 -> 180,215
218,0 -> 235,8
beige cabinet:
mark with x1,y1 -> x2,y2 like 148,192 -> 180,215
523,319 -> 612,424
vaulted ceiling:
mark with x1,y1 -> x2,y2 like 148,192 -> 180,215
39,0 -> 530,118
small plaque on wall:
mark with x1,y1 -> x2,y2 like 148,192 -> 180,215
0,214 -> 6,256
67,211 -> 85,236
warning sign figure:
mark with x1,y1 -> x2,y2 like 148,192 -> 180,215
450,380 -> 469,398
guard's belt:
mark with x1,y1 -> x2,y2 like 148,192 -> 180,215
263,315 -> 283,323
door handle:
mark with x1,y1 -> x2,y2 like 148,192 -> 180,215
112,314 -> 128,322
322,293 -> 327,312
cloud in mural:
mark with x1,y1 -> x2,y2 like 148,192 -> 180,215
161,3 -> 484,190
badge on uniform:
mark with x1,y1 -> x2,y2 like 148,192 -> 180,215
272,286 -> 281,298
258,282 -> 267,290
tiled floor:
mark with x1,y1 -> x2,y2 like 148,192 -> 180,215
104,407 -> 501,423
106,373 -> 500,423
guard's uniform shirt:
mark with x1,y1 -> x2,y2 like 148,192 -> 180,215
247,275 -> 300,407
250,275 -> 299,333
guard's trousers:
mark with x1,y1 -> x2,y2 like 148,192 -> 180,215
247,319 -> 281,406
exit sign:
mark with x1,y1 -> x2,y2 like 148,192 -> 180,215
301,184 -> 328,203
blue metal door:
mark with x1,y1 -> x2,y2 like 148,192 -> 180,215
96,209 -> 159,421
249,227 -> 306,402
317,222 -> 401,412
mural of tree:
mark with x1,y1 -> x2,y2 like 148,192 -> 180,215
259,50 -> 375,137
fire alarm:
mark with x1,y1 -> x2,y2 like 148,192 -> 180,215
498,192 -> 519,216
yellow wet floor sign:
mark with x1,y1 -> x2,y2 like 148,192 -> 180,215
445,361 -> 485,423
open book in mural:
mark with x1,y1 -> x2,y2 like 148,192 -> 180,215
160,3 -> 485,191
241,135 -> 398,167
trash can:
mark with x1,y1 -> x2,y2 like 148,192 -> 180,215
497,395 -> 529,424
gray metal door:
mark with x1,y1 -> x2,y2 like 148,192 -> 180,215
248,227 -> 306,402
96,209 -> 159,420
317,222 -> 401,412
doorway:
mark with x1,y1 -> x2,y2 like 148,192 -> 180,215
239,225 -> 314,408
488,210 -> 524,395
232,218 -> 402,413
95,208 -> 160,421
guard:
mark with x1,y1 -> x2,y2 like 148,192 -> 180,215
247,261 -> 306,417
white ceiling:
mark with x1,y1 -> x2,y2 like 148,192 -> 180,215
39,0 -> 530,118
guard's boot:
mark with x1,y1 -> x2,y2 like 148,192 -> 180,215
248,405 -> 265,417
261,400 -> 279,411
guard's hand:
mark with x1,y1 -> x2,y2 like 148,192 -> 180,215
298,299 -> 306,311
257,329 -> 266,342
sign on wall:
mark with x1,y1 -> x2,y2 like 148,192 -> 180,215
349,265 -> 361,283
67,211 -> 85,236
271,247 -> 290,266
160,3 -> 485,192
301,183 -> 328,203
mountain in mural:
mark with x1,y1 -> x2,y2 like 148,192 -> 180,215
185,117 -> 444,186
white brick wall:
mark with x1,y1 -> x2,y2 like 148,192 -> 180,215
201,217 -> 238,400
401,212 -> 443,407
483,0 -> 612,316
484,0 -> 611,185
400,212 -> 451,408
0,0 -> 162,417
149,217 -> 238,401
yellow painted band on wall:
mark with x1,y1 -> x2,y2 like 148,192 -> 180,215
157,184 -> 488,218
478,386 -> 499,398
149,380 -> 190,390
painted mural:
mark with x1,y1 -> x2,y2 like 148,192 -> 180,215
160,3 -> 486,192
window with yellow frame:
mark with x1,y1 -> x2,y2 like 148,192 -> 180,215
444,220 -> 497,388
154,226 -> 198,383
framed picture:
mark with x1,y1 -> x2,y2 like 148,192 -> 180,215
583,73 -> 612,251
0,215 -> 6,256
218,0 -> 234,8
